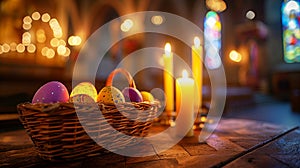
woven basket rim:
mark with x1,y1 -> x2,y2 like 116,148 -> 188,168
17,100 -> 159,161
18,100 -> 160,106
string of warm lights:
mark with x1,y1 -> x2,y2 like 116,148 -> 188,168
0,11 -> 82,59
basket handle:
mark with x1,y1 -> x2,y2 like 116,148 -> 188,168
106,68 -> 136,88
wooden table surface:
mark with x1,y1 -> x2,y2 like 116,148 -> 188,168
0,118 -> 299,168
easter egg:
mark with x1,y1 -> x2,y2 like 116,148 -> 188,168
70,82 -> 97,102
122,87 -> 143,102
141,91 -> 154,102
97,86 -> 125,104
70,94 -> 95,103
32,81 -> 69,103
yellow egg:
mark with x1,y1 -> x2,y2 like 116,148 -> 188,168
70,94 -> 95,103
70,82 -> 97,102
141,91 -> 154,102
97,86 -> 125,104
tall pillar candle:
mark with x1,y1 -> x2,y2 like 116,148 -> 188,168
176,70 -> 195,137
192,36 -> 203,113
163,43 -> 174,116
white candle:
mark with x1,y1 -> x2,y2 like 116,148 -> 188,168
163,43 -> 174,116
176,70 -> 195,137
192,36 -> 203,113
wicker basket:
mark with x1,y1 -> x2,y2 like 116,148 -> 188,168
17,69 -> 159,161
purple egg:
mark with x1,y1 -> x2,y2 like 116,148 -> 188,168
32,81 -> 69,103
122,87 -> 143,102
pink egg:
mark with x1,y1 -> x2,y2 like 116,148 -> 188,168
32,81 -> 69,103
122,87 -> 143,102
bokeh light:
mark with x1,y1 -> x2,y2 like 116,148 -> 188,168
27,44 -> 36,53
41,13 -> 51,22
10,42 -> 17,51
68,36 -> 82,46
59,39 -> 66,46
229,50 -> 242,63
151,15 -> 164,25
22,23 -> 32,30
50,38 -> 60,47
22,32 -> 31,45
46,48 -> 55,59
206,0 -> 227,12
32,11 -> 41,20
246,10 -> 255,20
57,45 -> 66,55
36,29 -> 46,43
121,19 -> 133,32
16,44 -> 25,53
63,47 -> 71,57
2,43 -> 10,53
23,16 -> 32,24
41,47 -> 48,56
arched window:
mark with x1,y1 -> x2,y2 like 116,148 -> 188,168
282,0 -> 300,63
204,11 -> 222,69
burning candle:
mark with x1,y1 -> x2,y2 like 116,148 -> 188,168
163,43 -> 174,116
192,36 -> 203,113
176,70 -> 195,137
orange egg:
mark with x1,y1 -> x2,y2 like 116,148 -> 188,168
97,86 -> 125,104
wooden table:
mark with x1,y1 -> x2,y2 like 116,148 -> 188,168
0,118 -> 299,168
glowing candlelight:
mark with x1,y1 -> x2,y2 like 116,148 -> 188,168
194,36 -> 200,48
192,36 -> 203,114
176,70 -> 195,137
165,43 -> 171,56
163,42 -> 174,117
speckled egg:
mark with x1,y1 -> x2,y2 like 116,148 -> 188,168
97,86 -> 125,104
141,91 -> 154,102
122,87 -> 143,102
70,82 -> 97,102
32,81 -> 69,103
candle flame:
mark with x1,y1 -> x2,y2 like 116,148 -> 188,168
164,42 -> 171,56
194,37 -> 200,48
182,70 -> 188,78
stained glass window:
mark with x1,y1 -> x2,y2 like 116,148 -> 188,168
204,11 -> 222,69
282,0 -> 300,63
